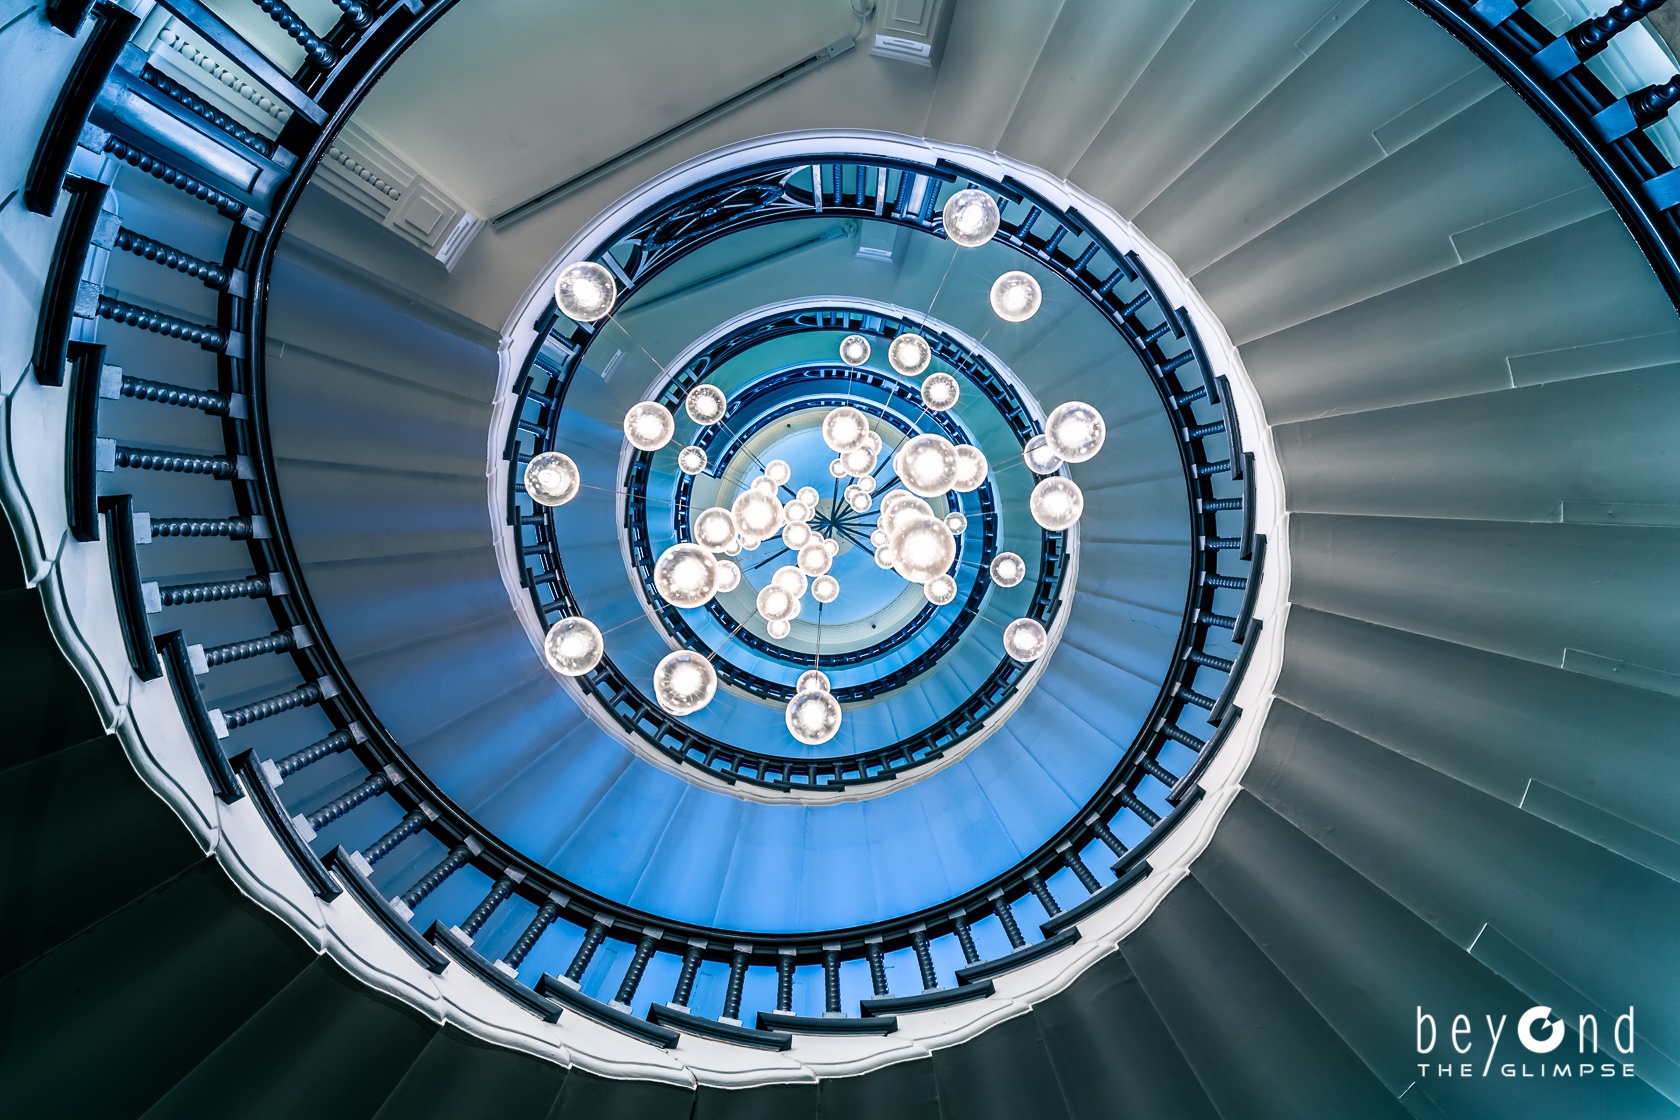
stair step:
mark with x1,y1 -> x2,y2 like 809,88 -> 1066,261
0,861 -> 314,1118
369,1025 -> 567,1120
0,733 -> 204,977
141,957 -> 433,1120
1121,874 -> 1412,1118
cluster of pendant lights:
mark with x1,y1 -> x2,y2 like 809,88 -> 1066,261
523,187 -> 1108,748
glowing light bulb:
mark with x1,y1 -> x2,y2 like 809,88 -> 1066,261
952,444 -> 988,492
654,543 -> 720,607
990,271 -> 1042,322
1045,401 -> 1105,463
797,486 -> 819,507
732,488 -> 783,538
945,512 -> 968,534
921,372 -> 960,411
890,516 -> 956,584
543,616 -> 603,676
686,384 -> 727,424
798,540 -> 833,576
941,188 -> 1001,248
989,551 -> 1026,588
889,332 -> 931,376
765,459 -> 792,486
783,500 -> 811,525
856,475 -> 876,494
653,650 -> 716,714
524,452 -> 580,506
693,507 -> 738,551
895,434 -> 959,497
782,521 -> 812,550
757,584 -> 800,622
842,445 -> 876,476
676,445 -> 707,475
828,458 -> 849,479
624,402 -> 675,451
715,559 -> 742,593
797,669 -> 830,693
811,574 -> 839,603
554,261 -> 616,322
1002,618 -> 1049,662
1023,434 -> 1063,475
1029,477 -> 1084,531
823,406 -> 870,452
773,565 -> 808,598
839,334 -> 871,365
785,688 -> 842,744
924,574 -> 957,605
875,546 -> 896,569
767,619 -> 792,639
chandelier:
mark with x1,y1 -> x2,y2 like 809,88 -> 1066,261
524,190 -> 1110,746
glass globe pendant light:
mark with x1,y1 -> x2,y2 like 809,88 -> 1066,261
797,540 -> 833,576
874,546 -> 896,569
676,445 -> 707,475
924,573 -> 958,605
1002,618 -> 1049,662
828,458 -> 849,479
990,270 -> 1042,322
952,444 -> 988,492
838,334 -> 871,365
895,434 -> 958,497
785,688 -> 842,745
944,511 -> 968,534
757,584 -> 800,623
767,619 -> 792,640
732,488 -> 783,538
856,474 -> 876,494
543,616 -> 603,676
941,188 -> 1001,248
654,543 -> 720,607
1023,434 -> 1063,475
879,491 -> 933,538
553,261 -> 616,322
686,384 -> 727,424
782,521 -> 812,550
822,406 -> 870,452
624,401 -> 675,451
921,372 -> 960,411
870,528 -> 889,547
847,489 -> 872,513
1045,401 -> 1106,463
842,444 -> 877,477
783,499 -> 812,524
524,451 -> 580,506
891,515 -> 957,583
811,574 -> 839,603
773,565 -> 808,598
653,650 -> 717,714
693,507 -> 738,551
797,486 -> 820,508
1030,476 -> 1084,531
989,551 -> 1027,588
765,459 -> 792,486
889,332 -> 932,376
715,559 -> 742,593
796,669 -> 830,693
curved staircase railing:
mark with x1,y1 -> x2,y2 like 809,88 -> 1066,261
26,0 -> 1672,1054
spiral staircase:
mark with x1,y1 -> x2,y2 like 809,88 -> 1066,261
4,0 -> 1680,1116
